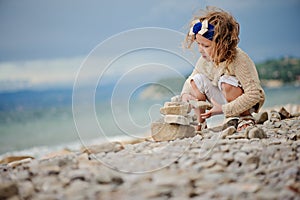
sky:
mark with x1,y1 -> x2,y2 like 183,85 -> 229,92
0,0 -> 300,92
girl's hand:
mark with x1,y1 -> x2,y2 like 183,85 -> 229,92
200,98 -> 223,119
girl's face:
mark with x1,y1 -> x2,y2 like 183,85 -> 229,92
195,34 -> 213,61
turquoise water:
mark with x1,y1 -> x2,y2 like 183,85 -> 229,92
262,85 -> 300,107
0,85 -> 299,155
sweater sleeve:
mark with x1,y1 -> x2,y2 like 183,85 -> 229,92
222,51 -> 264,117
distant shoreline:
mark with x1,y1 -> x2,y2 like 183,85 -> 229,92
261,79 -> 300,88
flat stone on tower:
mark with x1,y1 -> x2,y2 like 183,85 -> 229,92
160,102 -> 190,115
188,100 -> 213,110
164,114 -> 190,125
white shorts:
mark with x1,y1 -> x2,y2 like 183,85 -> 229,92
218,75 -> 241,91
191,74 -> 241,105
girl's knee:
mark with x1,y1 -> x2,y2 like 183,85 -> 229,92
190,80 -> 206,100
221,83 -> 243,102
221,83 -> 233,93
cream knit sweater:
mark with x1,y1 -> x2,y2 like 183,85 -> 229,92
181,48 -> 265,118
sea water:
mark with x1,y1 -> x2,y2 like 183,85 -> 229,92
0,85 -> 299,157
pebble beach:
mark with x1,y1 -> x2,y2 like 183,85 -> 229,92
1,104 -> 300,199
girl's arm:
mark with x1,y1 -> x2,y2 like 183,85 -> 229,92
222,53 -> 264,117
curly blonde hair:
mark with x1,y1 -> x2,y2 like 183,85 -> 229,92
185,7 -> 240,66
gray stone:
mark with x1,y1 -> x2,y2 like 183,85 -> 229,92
277,129 -> 288,135
234,151 -> 248,163
66,169 -> 93,182
247,127 -> 267,139
0,181 -> 18,199
211,152 -> 227,166
95,169 -> 123,185
18,181 -> 34,199
226,133 -> 246,139
219,145 -> 230,152
214,183 -> 260,196
269,110 -> 281,122
288,133 -> 298,140
31,193 -> 61,200
40,165 -> 61,175
279,107 -> 291,119
81,141 -> 124,154
254,111 -> 268,124
200,139 -> 219,150
274,122 -> 282,128
246,155 -> 260,167
206,164 -> 225,172
33,176 -> 62,193
63,179 -> 90,199
286,120 -> 297,127
223,118 -> 239,129
256,189 -> 281,200
223,152 -> 234,162
199,159 -> 216,168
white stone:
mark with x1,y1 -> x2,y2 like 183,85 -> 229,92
247,127 -> 267,139
221,126 -> 236,139
170,95 -> 181,102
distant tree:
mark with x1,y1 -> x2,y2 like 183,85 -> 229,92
256,57 -> 300,83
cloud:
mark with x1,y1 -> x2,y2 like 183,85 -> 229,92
0,57 -> 83,91
0,47 -> 194,92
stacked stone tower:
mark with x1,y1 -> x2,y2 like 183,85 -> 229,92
151,97 -> 212,142
151,101 -> 195,142
151,96 -> 212,141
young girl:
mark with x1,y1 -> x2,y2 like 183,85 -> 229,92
181,7 -> 265,131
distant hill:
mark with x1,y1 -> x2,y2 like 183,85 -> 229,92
256,57 -> 300,87
139,77 -> 186,100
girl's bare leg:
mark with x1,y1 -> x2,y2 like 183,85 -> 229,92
221,83 -> 252,130
190,80 -> 207,130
